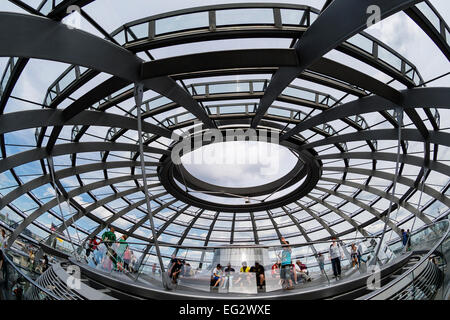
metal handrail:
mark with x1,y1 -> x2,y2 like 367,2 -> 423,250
2,250 -> 61,300
361,220 -> 449,299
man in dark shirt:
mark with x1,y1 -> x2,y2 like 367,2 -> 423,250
224,263 -> 235,275
170,259 -> 183,284
254,262 -> 265,289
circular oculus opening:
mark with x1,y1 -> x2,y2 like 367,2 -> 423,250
180,141 -> 298,189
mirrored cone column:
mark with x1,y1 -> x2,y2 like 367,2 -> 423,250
134,83 -> 169,289
371,108 -> 404,266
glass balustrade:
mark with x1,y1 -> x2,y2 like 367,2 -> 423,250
2,219 -> 447,299
0,250 -> 59,300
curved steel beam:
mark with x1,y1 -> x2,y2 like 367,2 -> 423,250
53,184 -> 160,236
318,152 -> 450,177
299,129 -> 450,151
251,0 -> 422,127
7,182 -> 163,247
0,141 -> 167,174
318,178 -> 432,226
323,166 -> 450,209
306,195 -> 370,237
282,87 -> 450,140
0,161 -> 159,211
295,201 -> 338,238
1,0 -> 96,114
0,109 -> 174,139
0,12 -> 142,82
0,12 -> 214,141
405,1 -> 450,61
127,199 -> 179,235
315,185 -> 400,233
141,49 -> 299,79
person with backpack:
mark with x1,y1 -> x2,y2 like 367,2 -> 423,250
329,237 -> 344,280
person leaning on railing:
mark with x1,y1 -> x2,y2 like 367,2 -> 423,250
115,235 -> 129,272
86,236 -> 100,259
294,260 -> 311,283
170,258 -> 183,284
100,226 -> 118,270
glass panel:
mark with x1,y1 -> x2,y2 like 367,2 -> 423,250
268,107 -> 291,118
378,46 -> 402,71
177,113 -> 196,123
282,86 -> 316,101
208,106 -> 218,114
58,68 -> 77,92
346,33 -> 373,53
310,12 -> 318,25
416,2 -> 441,31
2,252 -> 59,300
220,105 -> 246,114
252,82 -> 265,92
446,28 -> 450,47
23,0 -> 44,9
280,9 -> 306,26
129,23 -> 149,40
216,8 -> 274,26
1,64 -> 11,90
155,12 -> 209,35
191,85 -> 206,95
113,31 -> 126,46
209,82 -> 250,94
148,96 -> 172,109
39,0 -> 52,15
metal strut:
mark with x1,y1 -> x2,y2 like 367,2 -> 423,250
134,83 -> 170,290
371,108 -> 404,266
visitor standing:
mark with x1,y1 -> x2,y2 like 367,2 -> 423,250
317,253 -> 325,275
329,237 -> 344,280
280,237 -> 294,290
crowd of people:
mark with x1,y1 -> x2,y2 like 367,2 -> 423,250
209,261 -> 266,290
163,235 -> 376,292
0,224 -> 409,296
268,236 -> 373,289
269,237 -> 312,290
84,226 -> 138,273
